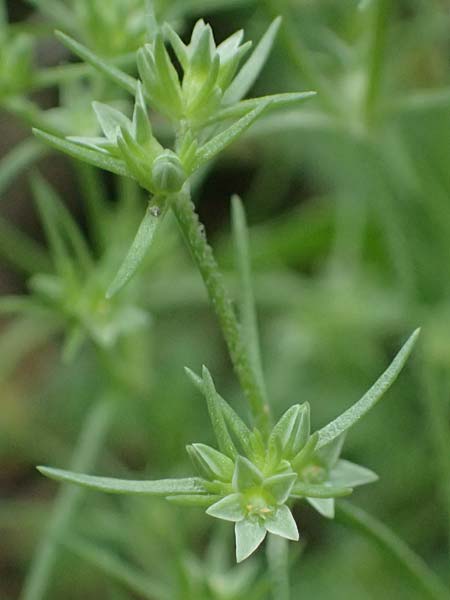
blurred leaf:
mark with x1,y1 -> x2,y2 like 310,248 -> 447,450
65,535 -> 171,600
38,467 -> 208,496
54,31 -> 137,95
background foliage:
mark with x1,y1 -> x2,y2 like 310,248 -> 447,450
0,0 -> 449,598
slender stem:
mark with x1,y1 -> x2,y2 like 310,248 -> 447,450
335,501 -> 449,600
364,0 -> 391,125
420,362 -> 450,561
171,187 -> 271,436
20,401 -> 115,600
266,534 -> 290,600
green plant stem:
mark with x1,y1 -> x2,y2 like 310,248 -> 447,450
171,188 -> 272,437
266,534 -> 290,600
420,363 -> 450,563
20,400 -> 115,600
335,501 -> 449,600
364,0 -> 391,125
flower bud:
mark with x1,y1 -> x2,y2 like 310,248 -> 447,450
152,151 -> 186,193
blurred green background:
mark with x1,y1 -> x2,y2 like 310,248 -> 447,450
0,0 -> 449,598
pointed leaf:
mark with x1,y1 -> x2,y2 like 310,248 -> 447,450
233,456 -> 263,491
32,173 -> 92,274
211,92 -> 317,123
189,443 -> 234,481
235,519 -> 267,562
0,138 -> 48,199
307,497 -> 335,519
269,405 -> 301,457
164,24 -> 189,70
202,366 -> 237,458
317,330 -> 420,449
316,432 -> 346,469
106,202 -> 166,299
263,473 -> 297,504
264,505 -> 299,541
292,403 -> 310,456
224,17 -> 282,104
33,129 -> 128,177
55,31 -> 137,96
195,100 -> 271,169
291,432 -> 319,472
185,367 -> 252,453
231,195 -> 267,404
207,493 -> 245,522
292,482 -> 352,499
38,466 -> 208,496
330,460 -> 378,488
92,102 -> 130,142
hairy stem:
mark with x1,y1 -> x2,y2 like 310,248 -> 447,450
21,401 -> 114,600
172,188 -> 271,436
335,501 -> 449,600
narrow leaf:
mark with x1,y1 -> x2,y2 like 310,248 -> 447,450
92,102 -> 130,142
211,92 -> 316,123
106,202 -> 166,299
195,100 -> 271,169
31,173 -> 92,274
292,482 -> 352,499
0,138 -> 48,199
202,366 -> 237,458
224,17 -> 282,104
0,217 -> 50,274
330,460 -> 378,488
317,329 -> 420,448
185,367 -> 252,453
55,31 -> 137,96
65,536 -> 170,600
307,498 -> 335,519
232,195 -> 267,404
33,129 -> 128,177
38,467 -> 208,496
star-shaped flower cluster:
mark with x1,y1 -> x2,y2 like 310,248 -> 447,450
39,330 -> 418,563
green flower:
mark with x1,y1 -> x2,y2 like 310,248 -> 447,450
38,330 -> 418,562
206,457 -> 298,562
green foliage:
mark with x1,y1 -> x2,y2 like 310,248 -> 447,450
39,331 -> 417,561
0,1 -> 449,599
